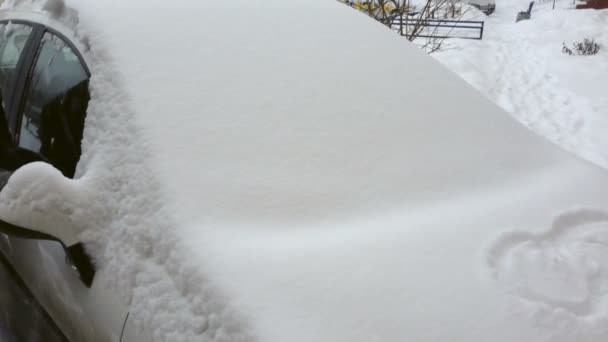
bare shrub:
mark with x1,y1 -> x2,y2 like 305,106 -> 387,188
562,39 -> 601,56
341,0 -> 474,53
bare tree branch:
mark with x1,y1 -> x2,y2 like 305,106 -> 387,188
340,0 -> 475,53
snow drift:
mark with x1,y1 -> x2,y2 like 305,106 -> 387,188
1,0 -> 608,341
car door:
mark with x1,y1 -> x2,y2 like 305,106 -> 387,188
0,249 -> 70,342
0,20 -> 131,342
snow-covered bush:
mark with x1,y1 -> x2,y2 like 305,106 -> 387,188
562,38 -> 600,56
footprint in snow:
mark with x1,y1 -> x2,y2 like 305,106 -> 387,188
487,208 -> 608,336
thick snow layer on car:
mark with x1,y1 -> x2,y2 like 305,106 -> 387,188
1,0 -> 608,341
1,0 -> 78,28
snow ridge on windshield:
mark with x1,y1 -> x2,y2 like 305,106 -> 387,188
68,14 -> 255,342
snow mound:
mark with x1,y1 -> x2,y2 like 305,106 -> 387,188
63,23 -> 254,342
1,0 -> 78,29
2,0 -> 62,14
1,0 -> 608,341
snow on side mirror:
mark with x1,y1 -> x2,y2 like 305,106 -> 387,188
0,162 -> 95,286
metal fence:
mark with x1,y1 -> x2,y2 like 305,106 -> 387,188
389,17 -> 485,40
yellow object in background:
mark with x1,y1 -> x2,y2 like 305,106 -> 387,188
353,1 -> 397,13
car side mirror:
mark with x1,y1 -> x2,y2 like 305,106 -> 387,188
0,163 -> 95,287
0,219 -> 95,287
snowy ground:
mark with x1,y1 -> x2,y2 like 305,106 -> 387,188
432,0 -> 608,168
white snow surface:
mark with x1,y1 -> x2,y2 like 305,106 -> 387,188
433,0 -> 608,169
1,0 -> 608,341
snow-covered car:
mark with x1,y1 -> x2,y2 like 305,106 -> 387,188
0,1 -> 607,342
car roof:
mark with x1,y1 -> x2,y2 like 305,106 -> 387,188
2,0 -> 608,341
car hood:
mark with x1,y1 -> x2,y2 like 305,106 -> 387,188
2,0 -> 608,341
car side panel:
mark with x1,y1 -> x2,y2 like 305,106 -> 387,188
4,237 -> 127,341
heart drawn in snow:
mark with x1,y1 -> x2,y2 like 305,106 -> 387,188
487,209 -> 608,318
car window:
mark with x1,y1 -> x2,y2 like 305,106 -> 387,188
0,23 -> 32,104
17,31 -> 89,178
0,22 -> 32,143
